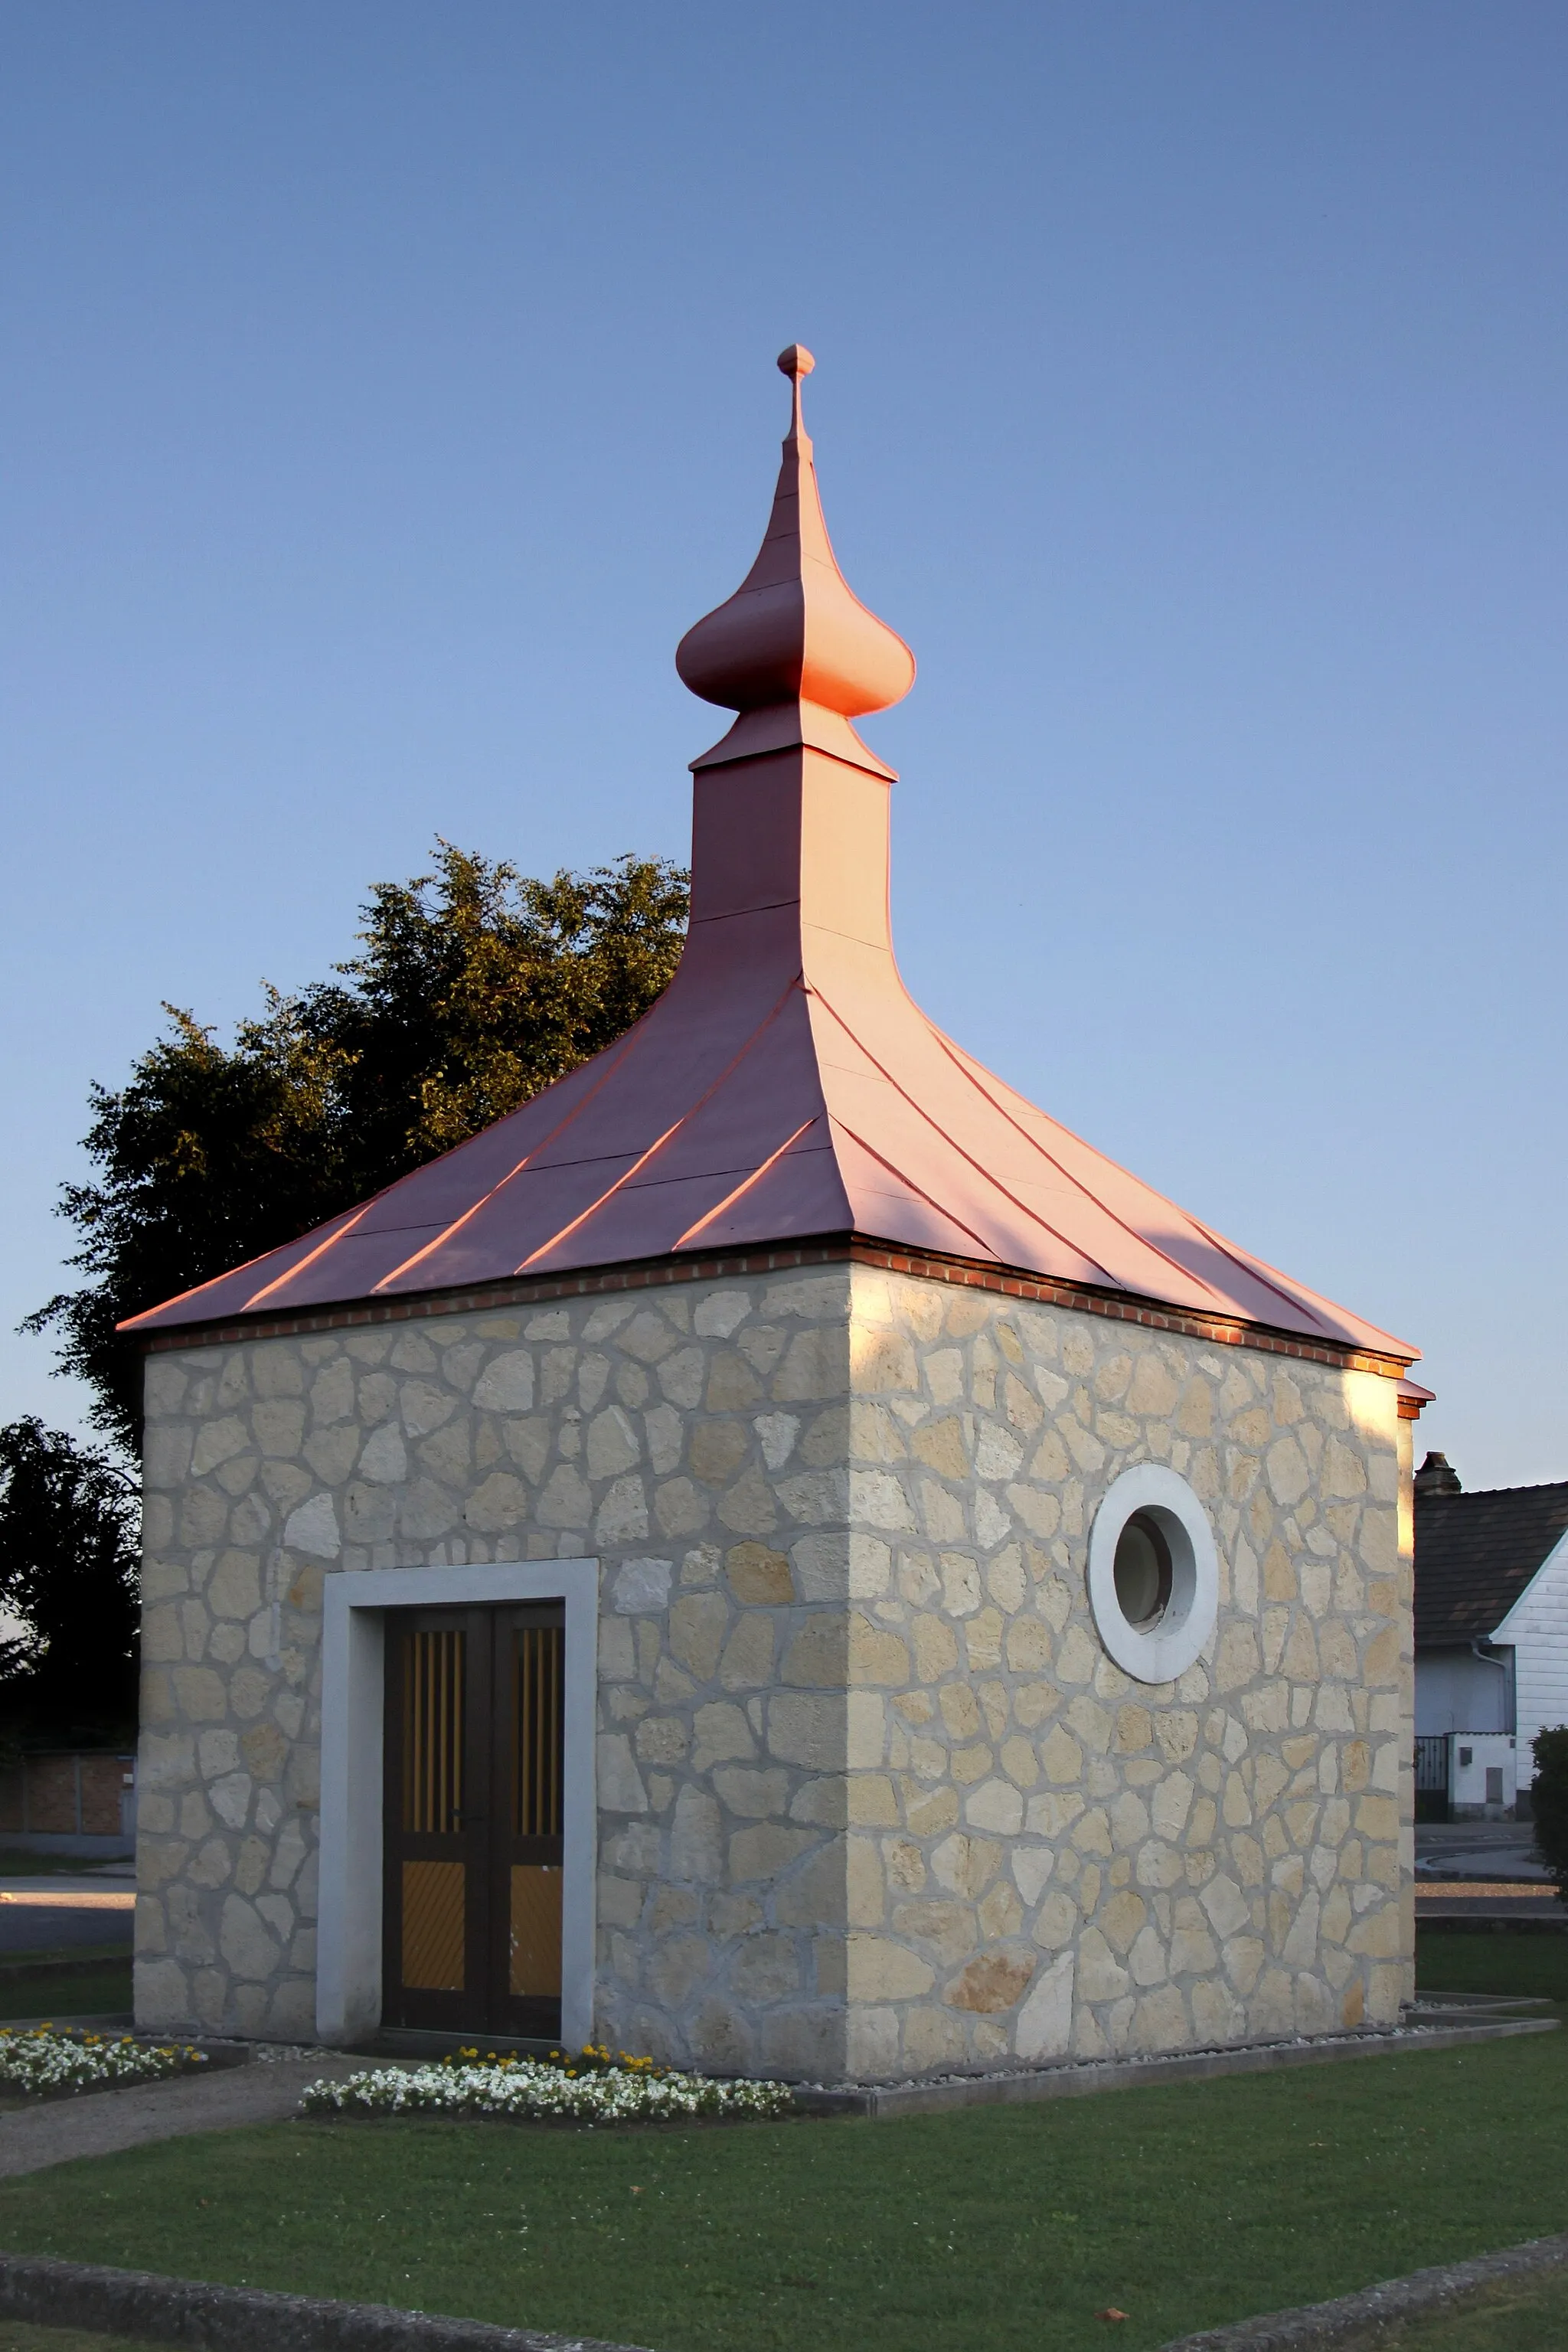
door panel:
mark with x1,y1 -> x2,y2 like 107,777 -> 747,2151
493,1607 -> 566,2036
384,1603 -> 567,2037
382,1609 -> 487,2031
508,1868 -> 564,1998
401,1860 -> 467,1991
513,1619 -> 564,1841
402,1623 -> 466,1835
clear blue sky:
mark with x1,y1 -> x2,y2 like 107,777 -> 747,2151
2,2 -> 1563,1486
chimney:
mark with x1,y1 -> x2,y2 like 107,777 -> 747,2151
1414,1450 -> 1462,1498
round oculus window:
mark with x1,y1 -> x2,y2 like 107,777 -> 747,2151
1113,1511 -> 1173,1629
1087,1464 -> 1219,1684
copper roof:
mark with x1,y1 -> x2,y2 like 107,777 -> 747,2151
123,350 -> 1416,1364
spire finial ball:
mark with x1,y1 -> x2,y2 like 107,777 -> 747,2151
777,344 -> 815,380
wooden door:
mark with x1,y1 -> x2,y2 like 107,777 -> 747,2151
383,1603 -> 566,2037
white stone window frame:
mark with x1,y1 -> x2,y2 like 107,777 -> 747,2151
316,1557 -> 599,2047
1087,1464 -> 1218,1686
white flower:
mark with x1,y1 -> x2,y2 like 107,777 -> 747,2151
299,2052 -> 791,2123
0,2027 -> 207,2096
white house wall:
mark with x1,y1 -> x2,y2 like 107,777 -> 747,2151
1414,1648 -> 1511,1736
1492,1529 -> 1568,1788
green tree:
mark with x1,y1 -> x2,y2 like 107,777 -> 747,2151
27,844 -> 688,1453
0,1419 -> 139,1742
1531,1726 -> 1568,1904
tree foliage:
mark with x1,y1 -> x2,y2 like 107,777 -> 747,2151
28,844 -> 689,1452
0,1418 -> 139,1742
1531,1726 -> 1568,1903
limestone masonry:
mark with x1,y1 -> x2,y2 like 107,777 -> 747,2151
135,1262 -> 1413,2076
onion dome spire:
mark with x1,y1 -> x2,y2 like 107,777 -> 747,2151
676,346 -> 916,727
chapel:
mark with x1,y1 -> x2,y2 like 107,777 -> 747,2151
128,350 -> 1418,2079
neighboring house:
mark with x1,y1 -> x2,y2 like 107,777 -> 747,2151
121,350 -> 1421,2081
1413,1452 -> 1568,1818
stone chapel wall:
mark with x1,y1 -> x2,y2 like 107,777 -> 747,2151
134,1259 -> 1412,2073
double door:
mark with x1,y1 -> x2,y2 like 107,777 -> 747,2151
382,1602 -> 566,2038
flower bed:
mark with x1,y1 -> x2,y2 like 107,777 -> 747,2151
302,2043 -> 792,2124
0,2025 -> 208,2097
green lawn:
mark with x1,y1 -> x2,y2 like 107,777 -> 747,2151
1331,2267 -> 1568,2350
0,2028 -> 1566,2352
1416,1930 -> 1568,2004
0,1852 -> 132,1878
0,2331 -> 169,2352
0,1949 -> 132,2024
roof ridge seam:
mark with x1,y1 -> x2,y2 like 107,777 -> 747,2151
810,982 -> 1119,1283
364,1013 -> 663,1296
925,1024 -> 1257,1318
674,1117 -> 822,1250
827,1113 -> 1000,1263
511,969 -> 809,1274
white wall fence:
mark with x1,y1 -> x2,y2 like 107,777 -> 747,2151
1414,1730 -> 1518,1820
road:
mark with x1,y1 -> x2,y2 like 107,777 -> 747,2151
0,1867 -> 135,1955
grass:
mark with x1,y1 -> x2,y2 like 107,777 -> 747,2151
0,1947 -> 129,1968
1332,2268 -> 1568,2349
0,1926 -> 1551,2352
0,2028 -> 1566,2352
0,1851 -> 131,1878
0,2331 -> 170,2352
0,1950 -> 132,2024
1416,1930 -> 1568,2004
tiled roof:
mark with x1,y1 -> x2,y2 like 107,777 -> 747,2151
1415,1481 -> 1568,1645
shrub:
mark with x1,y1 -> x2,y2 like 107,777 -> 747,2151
1530,1726 -> 1568,1902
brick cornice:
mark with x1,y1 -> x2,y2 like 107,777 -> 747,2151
135,1233 -> 1414,1381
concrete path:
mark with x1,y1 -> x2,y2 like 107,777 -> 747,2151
0,2052 -> 362,2178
